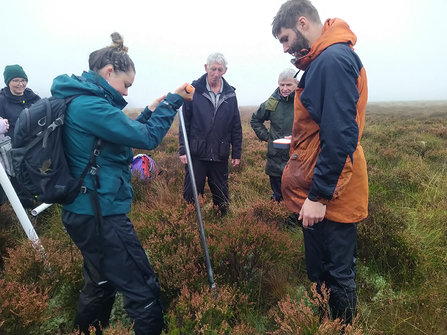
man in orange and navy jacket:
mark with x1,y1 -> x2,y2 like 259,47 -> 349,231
272,0 -> 368,325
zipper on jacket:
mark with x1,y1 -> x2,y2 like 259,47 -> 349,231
203,90 -> 236,161
203,92 -> 219,161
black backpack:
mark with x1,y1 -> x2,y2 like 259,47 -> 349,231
10,96 -> 103,205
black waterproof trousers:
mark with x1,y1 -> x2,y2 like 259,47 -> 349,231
183,159 -> 229,215
269,175 -> 283,202
62,210 -> 164,335
302,218 -> 357,324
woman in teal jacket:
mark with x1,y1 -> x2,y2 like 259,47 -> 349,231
50,32 -> 193,335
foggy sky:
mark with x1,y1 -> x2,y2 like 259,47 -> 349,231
1,0 -> 446,108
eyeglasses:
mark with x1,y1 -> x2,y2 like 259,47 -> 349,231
11,79 -> 27,84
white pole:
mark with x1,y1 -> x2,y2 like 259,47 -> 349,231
31,203 -> 53,217
0,163 -> 41,246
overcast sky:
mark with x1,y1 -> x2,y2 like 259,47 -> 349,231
1,0 -> 446,107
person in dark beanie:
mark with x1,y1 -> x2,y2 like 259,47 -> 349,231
4,64 -> 28,85
0,64 -> 40,145
0,65 -> 40,208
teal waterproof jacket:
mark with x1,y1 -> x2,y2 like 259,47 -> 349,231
51,71 -> 183,215
250,88 -> 294,177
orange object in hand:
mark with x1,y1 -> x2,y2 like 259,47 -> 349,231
185,85 -> 194,94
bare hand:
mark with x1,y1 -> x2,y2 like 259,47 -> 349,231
284,135 -> 292,140
179,155 -> 187,165
299,198 -> 326,228
148,95 -> 166,112
0,118 -> 8,131
174,83 -> 195,101
231,159 -> 240,167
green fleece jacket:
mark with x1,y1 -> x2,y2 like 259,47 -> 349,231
51,70 -> 183,215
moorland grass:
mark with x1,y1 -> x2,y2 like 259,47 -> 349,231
0,101 -> 445,334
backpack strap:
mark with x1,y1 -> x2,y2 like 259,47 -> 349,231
26,96 -> 81,150
79,138 -> 104,188
83,138 -> 107,281
79,138 -> 104,226
64,96 -> 80,104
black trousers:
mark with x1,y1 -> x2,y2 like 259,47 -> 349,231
62,210 -> 164,335
269,175 -> 283,202
302,218 -> 357,324
183,159 -> 229,215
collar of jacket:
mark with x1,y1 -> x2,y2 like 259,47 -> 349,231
81,70 -> 128,109
293,18 -> 357,71
193,73 -> 236,96
0,87 -> 38,104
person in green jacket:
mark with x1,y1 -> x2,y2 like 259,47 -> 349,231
250,68 -> 297,202
50,32 -> 194,335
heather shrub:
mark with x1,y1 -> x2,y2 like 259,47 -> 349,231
250,199 -> 292,228
2,236 -> 83,289
0,236 -> 84,334
207,208 -> 301,308
132,201 -> 207,304
101,320 -> 134,335
0,279 -> 51,333
0,226 -> 15,272
269,283 -> 364,335
63,320 -> 134,335
165,284 -> 251,335
0,204 -> 23,270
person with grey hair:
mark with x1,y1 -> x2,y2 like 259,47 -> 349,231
250,68 -> 297,202
179,52 -> 242,216
206,52 -> 228,68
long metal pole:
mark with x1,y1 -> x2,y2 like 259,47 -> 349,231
178,106 -> 217,297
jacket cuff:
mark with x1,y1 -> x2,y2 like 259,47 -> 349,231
308,193 -> 330,205
179,145 -> 185,156
140,106 -> 153,120
163,93 -> 184,110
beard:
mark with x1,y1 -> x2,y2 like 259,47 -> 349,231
290,28 -> 310,57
